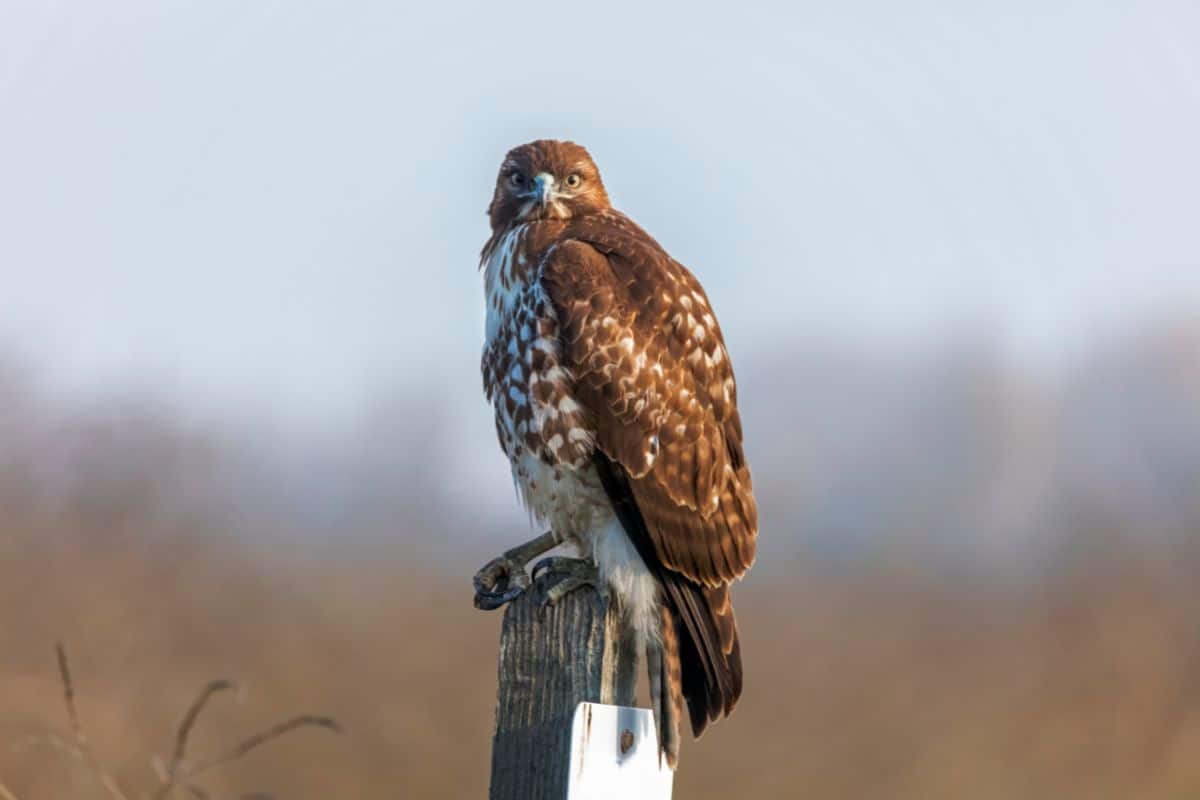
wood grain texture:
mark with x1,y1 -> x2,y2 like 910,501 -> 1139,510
488,583 -> 635,800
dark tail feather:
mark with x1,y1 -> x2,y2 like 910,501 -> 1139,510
650,603 -> 684,767
675,581 -> 742,737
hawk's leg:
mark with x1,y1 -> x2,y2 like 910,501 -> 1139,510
530,556 -> 600,608
473,530 -> 560,610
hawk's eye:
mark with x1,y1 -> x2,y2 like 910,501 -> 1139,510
565,173 -> 582,188
508,172 -> 526,189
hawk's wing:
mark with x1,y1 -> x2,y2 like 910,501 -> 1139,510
539,210 -> 758,735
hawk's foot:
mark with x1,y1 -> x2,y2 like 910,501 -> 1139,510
473,555 -> 531,610
530,556 -> 600,609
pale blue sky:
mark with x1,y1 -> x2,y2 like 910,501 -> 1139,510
2,0 -> 1199,436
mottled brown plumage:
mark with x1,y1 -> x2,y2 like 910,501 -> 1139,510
479,139 -> 757,767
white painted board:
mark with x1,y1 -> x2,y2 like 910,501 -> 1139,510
566,702 -> 674,800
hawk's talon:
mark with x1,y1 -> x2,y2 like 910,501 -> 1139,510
473,555 -> 531,611
531,556 -> 600,609
530,555 -> 587,584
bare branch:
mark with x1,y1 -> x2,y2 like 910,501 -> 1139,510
184,716 -> 342,779
38,644 -> 336,800
151,680 -> 236,800
52,643 -> 131,800
54,642 -> 84,751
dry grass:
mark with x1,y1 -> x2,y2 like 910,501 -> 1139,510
3,516 -> 1200,798
7,642 -> 339,800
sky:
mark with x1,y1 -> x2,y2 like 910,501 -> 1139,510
1,0 -> 1199,436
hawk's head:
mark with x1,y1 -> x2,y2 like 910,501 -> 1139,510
488,140 -> 610,230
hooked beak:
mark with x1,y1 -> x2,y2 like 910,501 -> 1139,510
533,173 -> 555,209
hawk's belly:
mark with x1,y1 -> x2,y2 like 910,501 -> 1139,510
509,450 -> 610,545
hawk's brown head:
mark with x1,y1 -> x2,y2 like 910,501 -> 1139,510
488,139 -> 610,230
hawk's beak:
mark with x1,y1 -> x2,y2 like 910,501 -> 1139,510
533,173 -> 555,209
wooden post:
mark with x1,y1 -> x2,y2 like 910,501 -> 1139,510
485,581 -> 672,799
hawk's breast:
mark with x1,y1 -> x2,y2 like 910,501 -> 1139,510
481,224 -> 603,534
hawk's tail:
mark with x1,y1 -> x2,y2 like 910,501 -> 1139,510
669,578 -> 742,738
649,603 -> 684,768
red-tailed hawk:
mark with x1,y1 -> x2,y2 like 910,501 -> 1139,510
474,139 -> 758,767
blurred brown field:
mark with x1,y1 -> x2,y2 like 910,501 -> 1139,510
4,514 -> 1200,799
3,327 -> 1200,798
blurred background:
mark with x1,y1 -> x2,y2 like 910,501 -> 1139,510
3,1 -> 1200,797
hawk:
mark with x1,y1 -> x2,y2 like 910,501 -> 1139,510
473,139 -> 758,767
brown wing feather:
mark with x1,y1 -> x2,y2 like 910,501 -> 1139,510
540,211 -> 759,587
540,210 -> 757,739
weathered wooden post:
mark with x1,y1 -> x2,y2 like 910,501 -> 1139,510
480,571 -> 674,799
